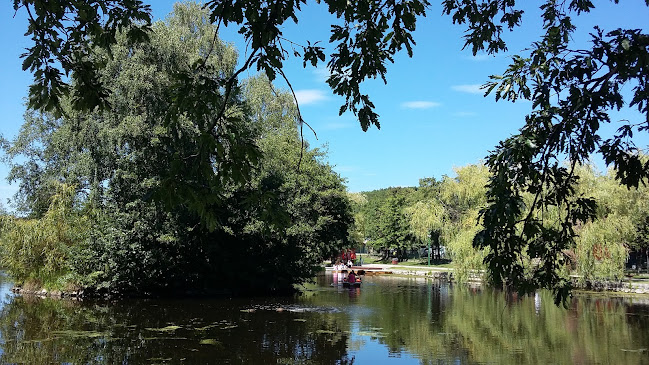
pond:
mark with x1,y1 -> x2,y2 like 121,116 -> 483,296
1,271 -> 648,364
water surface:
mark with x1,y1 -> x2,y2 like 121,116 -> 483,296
1,272 -> 648,364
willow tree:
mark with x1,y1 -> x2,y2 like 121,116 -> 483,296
347,192 -> 369,247
405,164 -> 490,280
0,184 -> 88,289
406,199 -> 446,259
407,201 -> 444,240
440,165 -> 490,280
572,163 -> 649,282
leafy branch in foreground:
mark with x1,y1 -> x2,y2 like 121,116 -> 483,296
16,0 -> 431,131
14,0 -> 152,115
444,0 -> 649,303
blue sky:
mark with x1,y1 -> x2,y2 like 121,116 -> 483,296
1,1 -> 648,209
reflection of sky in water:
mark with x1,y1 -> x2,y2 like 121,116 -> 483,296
348,319 -> 423,365
340,279 -> 464,365
0,272 -> 12,358
0,272 -> 13,309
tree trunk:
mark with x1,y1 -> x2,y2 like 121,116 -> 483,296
380,248 -> 389,261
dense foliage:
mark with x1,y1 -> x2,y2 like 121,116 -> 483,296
451,1 -> 649,303
360,187 -> 417,260
1,3 -> 353,296
572,163 -> 649,283
354,161 -> 649,284
12,1 -> 649,301
0,184 -> 88,289
353,165 -> 490,279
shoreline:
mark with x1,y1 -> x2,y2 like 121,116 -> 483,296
330,264 -> 649,295
11,286 -> 85,299
9,265 -> 649,299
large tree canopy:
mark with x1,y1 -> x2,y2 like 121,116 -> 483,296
3,3 -> 354,296
12,0 -> 649,302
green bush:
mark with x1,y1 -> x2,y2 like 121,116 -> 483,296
0,184 -> 88,289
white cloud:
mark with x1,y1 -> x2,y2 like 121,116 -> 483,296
319,115 -> 357,130
313,68 -> 331,83
401,101 -> 442,109
451,84 -> 484,94
294,89 -> 328,105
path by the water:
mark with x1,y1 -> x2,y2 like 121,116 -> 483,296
329,263 -> 649,294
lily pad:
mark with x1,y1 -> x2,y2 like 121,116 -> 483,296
50,330 -> 107,338
141,337 -> 188,341
145,325 -> 181,332
315,330 -> 337,335
356,330 -> 385,338
199,338 -> 221,345
194,324 -> 219,331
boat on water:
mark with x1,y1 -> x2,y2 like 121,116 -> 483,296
342,279 -> 361,288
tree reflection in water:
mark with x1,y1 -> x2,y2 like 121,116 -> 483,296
1,274 -> 648,364
306,275 -> 649,364
0,294 -> 355,364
